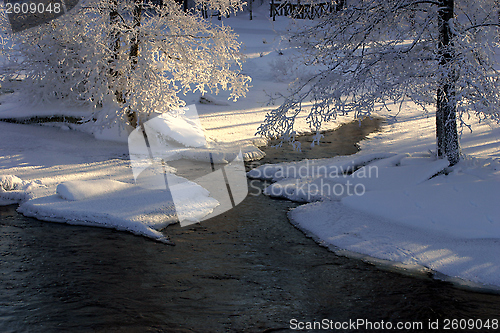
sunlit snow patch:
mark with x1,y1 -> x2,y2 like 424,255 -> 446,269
56,180 -> 131,201
0,175 -> 41,204
128,104 -> 249,227
18,176 -> 219,244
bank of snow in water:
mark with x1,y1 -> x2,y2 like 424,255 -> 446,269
16,178 -> 219,244
0,106 -> 263,243
248,152 -> 500,288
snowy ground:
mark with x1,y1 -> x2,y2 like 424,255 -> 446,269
1,4 -> 500,289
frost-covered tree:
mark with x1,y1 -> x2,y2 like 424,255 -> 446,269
0,0 -> 250,127
258,0 -> 500,165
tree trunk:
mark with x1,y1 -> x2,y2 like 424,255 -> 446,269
436,0 -> 459,165
109,0 -> 124,103
129,0 -> 143,68
126,0 -> 143,128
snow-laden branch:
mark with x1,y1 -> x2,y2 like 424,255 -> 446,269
258,0 -> 500,146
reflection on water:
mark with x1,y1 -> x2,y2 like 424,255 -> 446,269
1,119 -> 499,332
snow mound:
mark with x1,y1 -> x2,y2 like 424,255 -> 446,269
0,175 -> 42,204
18,177 -> 219,243
247,152 -> 395,181
1,175 -> 24,191
57,180 -> 132,201
144,111 -> 207,148
252,152 -> 448,202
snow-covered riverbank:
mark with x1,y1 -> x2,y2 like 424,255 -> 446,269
1,4 -> 499,288
249,102 -> 500,289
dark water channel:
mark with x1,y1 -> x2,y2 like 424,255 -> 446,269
1,119 -> 499,332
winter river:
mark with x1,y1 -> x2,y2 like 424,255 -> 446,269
1,119 -> 499,332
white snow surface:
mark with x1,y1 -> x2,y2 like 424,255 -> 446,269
19,178 -> 218,244
56,180 -> 132,201
144,110 -> 207,148
249,99 -> 500,288
289,201 -> 500,288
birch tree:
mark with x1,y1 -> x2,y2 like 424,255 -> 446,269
258,0 -> 500,165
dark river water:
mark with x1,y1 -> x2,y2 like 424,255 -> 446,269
1,119 -> 499,332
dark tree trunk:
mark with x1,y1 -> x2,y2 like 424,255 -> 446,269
108,0 -> 142,127
129,0 -> 143,68
109,0 -> 124,103
126,0 -> 144,128
436,0 -> 459,165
